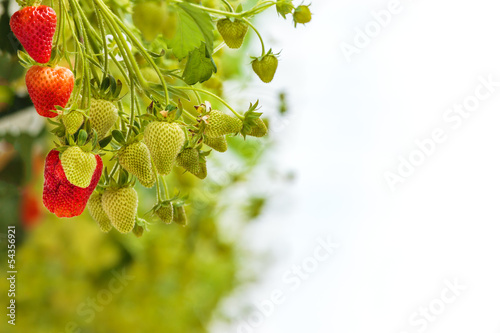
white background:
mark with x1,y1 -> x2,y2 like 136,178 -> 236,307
214,0 -> 500,332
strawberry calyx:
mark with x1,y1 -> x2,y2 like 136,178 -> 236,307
16,0 -> 42,8
240,100 -> 263,138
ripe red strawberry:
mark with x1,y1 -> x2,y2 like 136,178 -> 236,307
42,149 -> 103,218
26,65 -> 74,118
10,5 -> 57,64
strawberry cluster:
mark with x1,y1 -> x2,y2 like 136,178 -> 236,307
7,0 -> 308,236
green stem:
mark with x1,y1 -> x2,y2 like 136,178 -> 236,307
109,160 -> 120,179
221,0 -> 234,12
241,17 -> 266,57
126,79 -> 135,140
94,0 -> 148,88
94,0 -> 169,104
161,176 -> 169,199
173,86 -> 244,120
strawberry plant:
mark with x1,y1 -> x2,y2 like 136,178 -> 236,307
8,0 -> 311,235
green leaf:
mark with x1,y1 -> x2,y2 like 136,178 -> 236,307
99,135 -> 113,148
112,130 -> 126,145
182,44 -> 217,85
167,2 -> 214,60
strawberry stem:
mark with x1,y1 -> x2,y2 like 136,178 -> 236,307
173,86 -> 244,120
241,17 -> 266,57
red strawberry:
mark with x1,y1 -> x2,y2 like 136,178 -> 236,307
26,65 -> 74,118
42,149 -> 103,218
10,5 -> 57,64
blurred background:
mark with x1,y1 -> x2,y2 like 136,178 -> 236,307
3,0 -> 500,332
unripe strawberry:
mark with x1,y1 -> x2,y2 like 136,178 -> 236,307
118,141 -> 155,188
252,54 -> 278,83
89,99 -> 118,140
155,202 -> 173,224
217,18 -> 248,49
249,118 -> 268,137
204,110 -> 242,138
25,65 -> 74,118
61,111 -> 84,135
204,136 -> 227,152
293,5 -> 312,26
43,149 -> 102,218
173,205 -> 187,226
87,192 -> 112,233
176,148 -> 200,175
102,187 -> 138,234
10,5 -> 57,64
60,146 -> 98,188
144,121 -> 185,175
133,224 -> 144,237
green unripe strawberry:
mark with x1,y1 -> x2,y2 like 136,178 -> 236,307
293,5 -> 312,26
61,111 -> 84,135
89,99 -> 118,140
249,118 -> 268,137
217,18 -> 248,49
252,54 -> 278,83
155,202 -> 173,224
87,192 -> 112,233
176,148 -> 200,175
118,141 -> 155,188
144,121 -> 185,175
204,110 -> 243,138
204,136 -> 227,152
161,7 -> 178,40
102,187 -> 138,234
132,1 -> 167,41
173,205 -> 187,226
133,224 -> 144,237
60,146 -> 97,188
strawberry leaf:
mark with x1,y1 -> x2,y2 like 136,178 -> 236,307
167,2 -> 214,60
182,44 -> 217,85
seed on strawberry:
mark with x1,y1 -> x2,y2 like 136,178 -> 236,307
217,18 -> 248,49
155,202 -> 173,224
25,65 -> 74,118
194,158 -> 207,180
203,110 -> 242,138
101,187 -> 138,234
61,111 -> 84,135
43,149 -> 102,218
144,121 -> 185,175
60,146 -> 98,188
89,99 -> 118,140
118,141 -> 155,188
10,5 -> 57,64
203,136 -> 227,152
248,118 -> 268,137
252,54 -> 278,83
176,148 -> 200,175
87,192 -> 112,233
